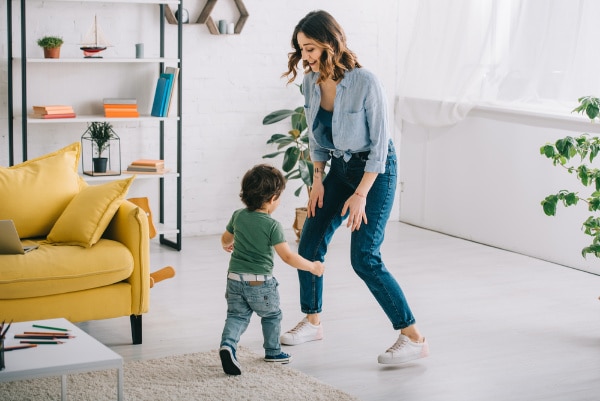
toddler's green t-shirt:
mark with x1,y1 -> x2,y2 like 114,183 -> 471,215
226,208 -> 286,275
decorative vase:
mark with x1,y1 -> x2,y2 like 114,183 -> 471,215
93,157 -> 108,173
175,8 -> 189,24
43,47 -> 61,59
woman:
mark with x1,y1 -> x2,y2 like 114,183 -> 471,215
279,10 -> 429,364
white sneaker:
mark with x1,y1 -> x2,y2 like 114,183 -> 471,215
377,334 -> 429,364
280,318 -> 324,345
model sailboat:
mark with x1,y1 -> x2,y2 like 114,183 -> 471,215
80,15 -> 111,58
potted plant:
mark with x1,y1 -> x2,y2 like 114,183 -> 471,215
37,36 -> 64,59
540,96 -> 600,258
263,84 -> 314,240
85,121 -> 115,173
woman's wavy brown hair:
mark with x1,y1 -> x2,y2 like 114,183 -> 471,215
283,10 -> 361,84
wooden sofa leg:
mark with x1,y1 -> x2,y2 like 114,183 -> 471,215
130,314 -> 143,344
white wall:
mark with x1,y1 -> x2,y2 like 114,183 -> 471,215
399,105 -> 600,273
0,0 -> 401,237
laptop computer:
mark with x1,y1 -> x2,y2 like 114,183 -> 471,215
0,220 -> 39,255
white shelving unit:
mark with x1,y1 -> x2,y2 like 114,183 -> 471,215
6,0 -> 183,250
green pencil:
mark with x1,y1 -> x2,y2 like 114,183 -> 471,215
32,324 -> 69,332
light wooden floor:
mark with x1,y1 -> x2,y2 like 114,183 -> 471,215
79,222 -> 600,401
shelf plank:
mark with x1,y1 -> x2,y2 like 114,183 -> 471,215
155,223 -> 179,236
82,171 -> 179,182
27,1 -> 180,4
25,115 -> 179,123
17,58 -> 179,64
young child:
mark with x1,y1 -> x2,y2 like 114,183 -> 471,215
219,164 -> 325,376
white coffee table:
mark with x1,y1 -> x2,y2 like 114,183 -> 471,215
0,318 -> 123,401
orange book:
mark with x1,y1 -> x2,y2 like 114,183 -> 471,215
104,111 -> 140,118
30,112 -> 76,119
130,159 -> 165,167
32,106 -> 74,114
103,104 -> 138,109
33,105 -> 72,111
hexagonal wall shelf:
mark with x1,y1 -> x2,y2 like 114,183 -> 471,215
198,0 -> 249,35
165,0 -> 248,34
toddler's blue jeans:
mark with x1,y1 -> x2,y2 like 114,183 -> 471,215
220,277 -> 283,356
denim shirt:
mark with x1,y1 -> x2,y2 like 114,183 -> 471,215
303,67 -> 390,173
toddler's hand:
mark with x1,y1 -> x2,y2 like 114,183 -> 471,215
312,261 -> 325,277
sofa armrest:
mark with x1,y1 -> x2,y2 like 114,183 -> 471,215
103,200 -> 150,315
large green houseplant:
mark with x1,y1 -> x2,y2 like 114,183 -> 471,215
263,84 -> 313,240
262,84 -> 313,197
540,96 -> 600,258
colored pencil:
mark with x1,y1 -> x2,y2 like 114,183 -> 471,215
4,344 -> 38,351
32,324 -> 69,332
14,335 -> 75,339
20,340 -> 64,345
1,320 -> 13,338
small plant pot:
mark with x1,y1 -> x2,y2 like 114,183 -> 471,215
43,46 -> 61,59
293,207 -> 308,242
93,157 -> 108,173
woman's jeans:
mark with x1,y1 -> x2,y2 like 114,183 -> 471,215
297,142 -> 416,330
220,277 -> 283,356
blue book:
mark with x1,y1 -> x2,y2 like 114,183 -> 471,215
151,76 -> 168,117
159,73 -> 174,117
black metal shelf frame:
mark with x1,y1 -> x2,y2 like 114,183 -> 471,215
6,0 -> 183,251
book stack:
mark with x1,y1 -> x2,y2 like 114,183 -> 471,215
31,105 -> 76,119
150,67 -> 179,117
126,159 -> 166,174
103,98 -> 140,118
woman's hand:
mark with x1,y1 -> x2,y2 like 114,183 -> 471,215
307,180 -> 325,218
341,193 -> 367,231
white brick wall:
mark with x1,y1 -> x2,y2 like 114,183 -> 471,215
0,0 -> 401,237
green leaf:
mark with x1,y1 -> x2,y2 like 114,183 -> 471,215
541,144 -> 555,158
588,197 -> 600,211
555,137 -> 576,160
578,165 -> 589,186
266,134 -> 288,144
275,137 -> 295,149
282,147 -> 300,172
564,192 -> 578,206
262,151 -> 284,159
263,109 -> 297,125
586,103 -> 600,120
298,159 -> 312,188
590,143 -> 599,163
291,107 -> 307,132
582,243 -> 600,258
541,195 -> 558,216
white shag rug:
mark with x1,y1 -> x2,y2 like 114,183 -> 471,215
0,346 -> 359,401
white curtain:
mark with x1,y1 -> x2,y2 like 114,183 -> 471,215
396,0 -> 600,127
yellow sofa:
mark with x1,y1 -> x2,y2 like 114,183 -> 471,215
0,143 -> 150,344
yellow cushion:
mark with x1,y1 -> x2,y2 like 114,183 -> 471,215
0,240 -> 134,299
47,176 -> 135,247
0,142 -> 82,238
